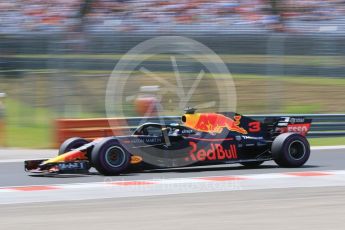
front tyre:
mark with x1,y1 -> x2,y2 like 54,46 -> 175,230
58,137 -> 91,170
272,133 -> 310,167
59,137 -> 89,155
91,137 -> 130,176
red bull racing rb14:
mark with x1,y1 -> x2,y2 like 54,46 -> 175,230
25,109 -> 313,176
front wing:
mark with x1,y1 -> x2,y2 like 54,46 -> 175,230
25,159 -> 90,174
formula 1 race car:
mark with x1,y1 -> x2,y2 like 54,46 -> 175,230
25,109 -> 312,176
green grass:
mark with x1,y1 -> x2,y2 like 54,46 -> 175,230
3,98 -> 106,148
4,99 -> 345,148
5,99 -> 53,148
232,74 -> 345,86
6,125 -> 52,148
3,99 -> 345,148
309,137 -> 345,146
282,104 -> 322,114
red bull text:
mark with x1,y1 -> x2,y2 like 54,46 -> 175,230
185,141 -> 238,162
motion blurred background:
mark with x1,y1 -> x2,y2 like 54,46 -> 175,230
0,0 -> 344,147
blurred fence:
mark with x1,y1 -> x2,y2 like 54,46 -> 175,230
0,33 -> 344,122
55,114 -> 345,147
2,33 -> 345,55
2,34 -> 345,77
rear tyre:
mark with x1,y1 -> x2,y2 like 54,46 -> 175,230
91,137 -> 130,176
240,161 -> 264,168
59,137 -> 89,155
272,133 -> 310,167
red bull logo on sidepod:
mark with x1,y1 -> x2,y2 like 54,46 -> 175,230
182,113 -> 248,134
185,142 -> 237,162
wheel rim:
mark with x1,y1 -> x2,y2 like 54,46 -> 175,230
288,140 -> 306,160
105,146 -> 126,168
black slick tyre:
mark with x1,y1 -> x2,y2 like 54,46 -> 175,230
272,133 -> 310,167
59,137 -> 89,155
91,137 -> 130,176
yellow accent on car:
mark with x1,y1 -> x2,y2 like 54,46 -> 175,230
182,113 -> 201,128
43,155 -> 67,164
130,155 -> 143,164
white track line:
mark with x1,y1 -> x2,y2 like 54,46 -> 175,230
0,158 -> 40,163
311,145 -> 345,150
1,170 -> 345,205
0,170 -> 344,190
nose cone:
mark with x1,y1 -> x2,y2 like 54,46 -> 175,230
182,114 -> 200,128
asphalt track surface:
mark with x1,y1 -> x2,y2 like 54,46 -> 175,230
1,187 -> 344,230
0,148 -> 344,187
1,147 -> 345,230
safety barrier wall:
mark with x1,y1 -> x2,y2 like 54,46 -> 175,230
55,114 -> 345,147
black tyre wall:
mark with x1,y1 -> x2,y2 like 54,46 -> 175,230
91,137 -> 130,176
59,137 -> 89,155
272,133 -> 310,167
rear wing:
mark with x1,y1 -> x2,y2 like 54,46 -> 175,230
264,117 -> 312,138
